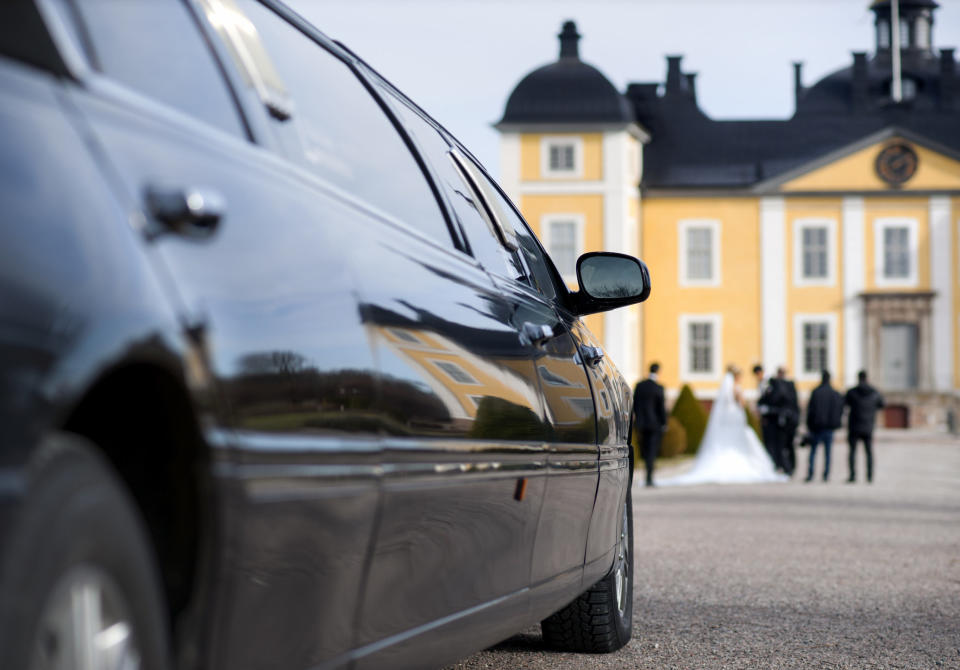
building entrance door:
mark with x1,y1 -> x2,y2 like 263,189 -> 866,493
881,323 -> 918,389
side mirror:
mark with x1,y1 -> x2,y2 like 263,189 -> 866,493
572,252 -> 651,316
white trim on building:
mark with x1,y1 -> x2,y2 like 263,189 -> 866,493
679,313 -> 723,381
930,196 -> 953,391
793,217 -> 837,287
498,132 -> 521,202
761,197 -> 787,369
678,218 -> 722,287
793,313 -> 839,383
842,197 -> 865,387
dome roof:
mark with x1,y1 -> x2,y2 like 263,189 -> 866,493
499,21 -> 634,125
797,50 -> 944,114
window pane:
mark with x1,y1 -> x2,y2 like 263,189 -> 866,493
686,227 -> 712,280
239,1 -> 451,243
689,322 -> 713,373
884,227 -> 910,278
548,143 -> 575,171
802,227 -> 827,279
75,0 -> 245,137
548,222 -> 577,277
803,322 -> 828,374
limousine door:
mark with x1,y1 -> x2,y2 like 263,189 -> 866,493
51,2 -> 385,666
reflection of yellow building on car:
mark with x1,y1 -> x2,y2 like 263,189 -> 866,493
498,2 -> 960,427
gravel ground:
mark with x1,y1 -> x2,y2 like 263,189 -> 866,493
447,430 -> 960,670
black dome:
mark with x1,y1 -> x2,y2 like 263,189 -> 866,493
798,51 -> 945,114
499,21 -> 634,125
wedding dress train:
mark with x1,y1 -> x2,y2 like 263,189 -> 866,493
658,372 -> 787,485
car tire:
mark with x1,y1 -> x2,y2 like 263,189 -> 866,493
541,489 -> 633,653
0,433 -> 172,670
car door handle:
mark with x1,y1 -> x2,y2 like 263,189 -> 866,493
579,345 -> 604,368
144,185 -> 225,239
520,321 -> 554,347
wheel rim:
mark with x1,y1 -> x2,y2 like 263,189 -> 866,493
614,503 -> 630,616
31,565 -> 141,670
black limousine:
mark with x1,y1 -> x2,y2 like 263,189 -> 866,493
0,1 -> 650,668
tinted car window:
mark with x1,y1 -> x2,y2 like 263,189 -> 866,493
237,1 -> 452,245
465,159 -> 563,300
72,0 -> 245,138
381,93 -> 519,276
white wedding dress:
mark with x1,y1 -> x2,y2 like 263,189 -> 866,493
658,373 -> 787,485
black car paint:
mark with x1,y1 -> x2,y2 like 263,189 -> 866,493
0,1 -> 643,668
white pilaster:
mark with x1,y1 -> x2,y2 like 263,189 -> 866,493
602,131 -> 628,375
498,133 -> 520,203
761,197 -> 787,370
930,196 -> 953,391
842,197 -> 866,387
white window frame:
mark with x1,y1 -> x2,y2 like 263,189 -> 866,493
541,213 -> 584,284
540,136 -> 583,178
679,314 -> 722,381
793,313 -> 838,383
678,219 -> 721,287
874,217 -> 919,288
793,217 -> 837,287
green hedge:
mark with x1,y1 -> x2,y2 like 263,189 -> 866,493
745,405 -> 763,441
631,415 -> 687,463
671,384 -> 708,455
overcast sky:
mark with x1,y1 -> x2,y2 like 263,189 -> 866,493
292,0 -> 960,176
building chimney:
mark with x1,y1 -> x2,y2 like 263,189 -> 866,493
793,62 -> 804,107
941,48 -> 956,110
685,72 -> 698,102
558,20 -> 580,60
665,55 -> 684,95
852,52 -> 869,110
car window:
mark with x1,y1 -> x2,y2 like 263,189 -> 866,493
235,0 -> 453,246
70,0 -> 246,138
380,92 -> 520,277
464,158 -> 564,301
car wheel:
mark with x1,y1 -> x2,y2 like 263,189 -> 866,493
541,489 -> 633,653
0,433 -> 172,670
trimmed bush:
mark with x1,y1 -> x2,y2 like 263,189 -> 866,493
671,384 -> 708,455
659,416 -> 688,458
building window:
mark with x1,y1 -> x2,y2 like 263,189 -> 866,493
793,218 -> 836,286
432,360 -> 479,385
875,218 -> 918,287
878,19 -> 890,49
679,219 -> 721,286
542,214 -> 583,282
794,314 -> 837,382
680,314 -> 722,379
899,18 -> 910,48
540,136 -> 583,177
902,77 -> 917,100
915,16 -> 931,49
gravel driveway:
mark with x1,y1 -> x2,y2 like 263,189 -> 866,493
447,431 -> 960,670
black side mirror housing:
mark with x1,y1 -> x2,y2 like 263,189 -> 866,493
570,252 -> 651,316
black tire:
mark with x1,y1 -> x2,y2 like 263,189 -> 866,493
541,489 -> 634,653
0,433 -> 172,670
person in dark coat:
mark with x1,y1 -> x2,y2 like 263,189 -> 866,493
804,370 -> 844,482
778,367 -> 800,476
633,362 -> 667,487
844,370 -> 884,483
757,366 -> 797,473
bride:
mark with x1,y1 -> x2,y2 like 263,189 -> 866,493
659,365 -> 787,485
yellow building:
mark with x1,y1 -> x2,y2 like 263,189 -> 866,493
498,2 -> 960,427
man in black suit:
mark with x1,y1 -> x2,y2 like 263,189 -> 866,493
777,367 -> 800,476
757,365 -> 796,473
633,362 -> 667,487
844,370 -> 884,483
